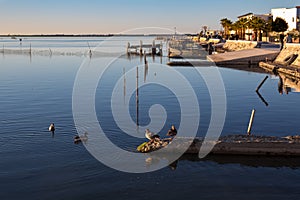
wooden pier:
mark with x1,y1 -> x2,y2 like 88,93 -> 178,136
126,40 -> 163,56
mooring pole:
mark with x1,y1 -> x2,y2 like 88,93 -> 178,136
159,41 -> 163,56
123,67 -> 126,104
126,42 -> 130,54
152,40 -> 156,55
140,40 -> 143,55
247,109 -> 256,136
256,75 -> 268,92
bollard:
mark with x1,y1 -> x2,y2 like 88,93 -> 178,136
247,109 -> 256,136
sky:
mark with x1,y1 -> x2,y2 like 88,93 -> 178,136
0,0 -> 300,35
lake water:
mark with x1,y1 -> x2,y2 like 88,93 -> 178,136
1,37 -> 300,200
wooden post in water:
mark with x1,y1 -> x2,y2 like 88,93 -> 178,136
152,40 -> 156,55
140,40 -> 143,55
159,41 -> 163,56
126,42 -> 130,54
136,66 -> 139,127
247,109 -> 256,136
123,67 -> 126,104
29,43 -> 32,55
256,75 -> 268,92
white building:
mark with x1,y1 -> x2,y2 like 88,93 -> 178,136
271,6 -> 300,31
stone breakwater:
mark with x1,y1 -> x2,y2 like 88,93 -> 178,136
222,40 -> 259,52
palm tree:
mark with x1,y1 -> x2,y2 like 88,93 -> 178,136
220,18 -> 232,39
249,16 -> 266,41
261,18 -> 273,41
237,18 -> 249,40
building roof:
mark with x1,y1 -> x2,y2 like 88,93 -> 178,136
238,13 -> 253,18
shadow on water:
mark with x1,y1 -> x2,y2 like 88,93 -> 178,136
178,154 -> 300,169
143,153 -> 300,171
276,72 -> 300,94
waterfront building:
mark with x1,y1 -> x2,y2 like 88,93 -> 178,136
237,13 -> 272,41
271,6 -> 300,32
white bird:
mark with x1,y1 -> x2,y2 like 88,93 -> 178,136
145,129 -> 159,140
49,123 -> 55,132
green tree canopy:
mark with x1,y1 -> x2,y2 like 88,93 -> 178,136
272,17 -> 288,33
220,18 -> 232,35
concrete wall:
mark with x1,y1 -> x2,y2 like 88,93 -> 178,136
194,37 -> 221,44
222,40 -> 258,51
274,43 -> 300,67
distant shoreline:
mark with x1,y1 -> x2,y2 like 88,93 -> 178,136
0,33 -> 197,38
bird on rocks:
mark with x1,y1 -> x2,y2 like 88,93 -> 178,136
145,129 -> 160,141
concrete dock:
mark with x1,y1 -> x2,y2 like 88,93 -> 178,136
207,48 -> 279,66
259,43 -> 300,79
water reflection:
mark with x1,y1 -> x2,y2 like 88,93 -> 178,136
145,154 -> 300,170
256,91 -> 269,106
277,73 -> 300,94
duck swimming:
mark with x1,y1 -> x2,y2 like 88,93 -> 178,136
48,123 -> 55,132
74,132 -> 88,144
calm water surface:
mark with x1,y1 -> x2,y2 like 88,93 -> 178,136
1,37 -> 300,200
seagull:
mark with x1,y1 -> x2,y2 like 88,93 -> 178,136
49,123 -> 55,132
145,129 -> 160,140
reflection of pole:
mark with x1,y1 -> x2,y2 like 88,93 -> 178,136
256,91 -> 269,107
29,43 -> 32,63
256,75 -> 268,92
144,62 -> 148,83
123,67 -> 126,104
247,109 -> 256,136
136,66 -> 139,127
